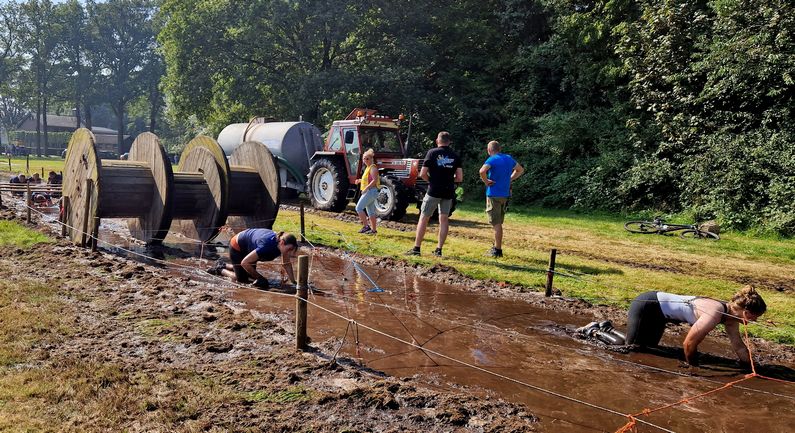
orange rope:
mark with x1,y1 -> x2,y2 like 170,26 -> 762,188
614,318 -> 793,432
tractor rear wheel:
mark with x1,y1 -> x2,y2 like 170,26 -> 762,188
374,176 -> 410,221
308,158 -> 350,212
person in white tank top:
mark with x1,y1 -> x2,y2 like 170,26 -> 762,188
625,286 -> 767,367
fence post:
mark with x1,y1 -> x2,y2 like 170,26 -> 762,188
40,167 -> 44,177
61,196 -> 70,237
300,201 -> 306,242
25,154 -> 29,173
26,183 -> 31,223
91,216 -> 100,252
545,248 -> 557,297
80,180 -> 93,247
295,254 -> 309,350
7,155 -> 10,171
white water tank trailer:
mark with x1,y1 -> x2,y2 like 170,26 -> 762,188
217,120 -> 323,195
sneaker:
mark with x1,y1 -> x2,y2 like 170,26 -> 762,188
405,247 -> 421,256
576,321 -> 600,337
206,259 -> 226,276
366,229 -> 377,235
359,225 -> 371,234
487,247 -> 503,258
432,248 -> 442,257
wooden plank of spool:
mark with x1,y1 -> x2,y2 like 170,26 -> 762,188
175,136 -> 229,242
62,128 -> 101,245
227,141 -> 281,232
126,132 -> 174,244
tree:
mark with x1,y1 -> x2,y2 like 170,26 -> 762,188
19,0 -> 63,156
88,0 -> 156,154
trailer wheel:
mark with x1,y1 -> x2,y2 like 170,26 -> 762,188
308,158 -> 349,212
374,176 -> 410,221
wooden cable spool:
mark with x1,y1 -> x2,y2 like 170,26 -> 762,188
227,140 -> 281,232
62,129 -> 173,245
174,137 -> 280,241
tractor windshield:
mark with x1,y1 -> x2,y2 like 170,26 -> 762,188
359,128 -> 402,154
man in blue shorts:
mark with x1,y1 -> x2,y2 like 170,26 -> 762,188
406,131 -> 463,257
479,140 -> 524,258
208,229 -> 298,289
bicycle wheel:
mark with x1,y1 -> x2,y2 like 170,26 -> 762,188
679,229 -> 720,240
624,221 -> 659,234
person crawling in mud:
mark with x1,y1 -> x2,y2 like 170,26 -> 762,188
207,229 -> 298,290
579,286 -> 766,369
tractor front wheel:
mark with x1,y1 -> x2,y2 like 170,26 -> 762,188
308,158 -> 350,212
374,176 -> 410,221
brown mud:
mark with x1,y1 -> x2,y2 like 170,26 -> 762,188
3,199 -> 795,432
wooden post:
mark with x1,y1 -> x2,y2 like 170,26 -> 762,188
91,216 -> 100,251
61,196 -> 70,237
80,180 -> 93,247
41,167 -> 44,177
7,155 -> 10,171
26,183 -> 31,223
25,154 -> 29,173
300,201 -> 306,242
295,254 -> 309,350
545,248 -> 557,297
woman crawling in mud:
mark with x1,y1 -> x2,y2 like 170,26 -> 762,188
580,286 -> 766,368
208,229 -> 298,290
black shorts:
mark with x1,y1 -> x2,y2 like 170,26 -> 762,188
229,248 -> 252,283
626,291 -> 668,347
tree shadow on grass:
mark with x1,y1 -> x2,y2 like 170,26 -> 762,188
451,255 -> 624,278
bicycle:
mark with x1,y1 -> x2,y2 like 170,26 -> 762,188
624,217 -> 720,240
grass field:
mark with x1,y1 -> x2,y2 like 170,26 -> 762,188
1,155 -> 65,178
274,201 -> 795,344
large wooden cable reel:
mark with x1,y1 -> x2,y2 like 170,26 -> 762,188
173,137 -> 280,241
62,129 -> 174,245
174,136 -> 230,242
226,141 -> 281,233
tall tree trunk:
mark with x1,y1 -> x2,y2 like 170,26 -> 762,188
35,98 -> 41,157
116,101 -> 125,156
149,86 -> 158,133
74,103 -> 81,128
42,97 -> 49,157
83,103 -> 92,130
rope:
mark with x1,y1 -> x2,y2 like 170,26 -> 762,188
18,201 -> 794,431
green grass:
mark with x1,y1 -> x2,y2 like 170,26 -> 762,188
1,155 -> 65,178
0,221 -> 51,247
274,202 -> 795,344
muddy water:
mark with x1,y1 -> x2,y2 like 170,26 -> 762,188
86,220 -> 793,433
230,252 -> 794,433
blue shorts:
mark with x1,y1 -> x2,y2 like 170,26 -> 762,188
355,188 -> 379,216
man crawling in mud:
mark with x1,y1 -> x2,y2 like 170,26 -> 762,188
578,285 -> 766,369
208,229 -> 298,290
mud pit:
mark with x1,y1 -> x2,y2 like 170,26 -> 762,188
4,201 -> 795,432
229,251 -> 795,433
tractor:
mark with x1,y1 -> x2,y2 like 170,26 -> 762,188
217,108 -> 427,221
307,108 -> 424,220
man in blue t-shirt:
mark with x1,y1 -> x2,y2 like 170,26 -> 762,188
479,140 -> 524,258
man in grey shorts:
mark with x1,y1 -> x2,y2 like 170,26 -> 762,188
406,132 -> 463,257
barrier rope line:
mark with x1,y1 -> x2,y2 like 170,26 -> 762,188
614,319 -> 791,433
20,202 -> 794,431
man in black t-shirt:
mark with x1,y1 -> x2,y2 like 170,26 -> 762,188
406,131 -> 463,257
